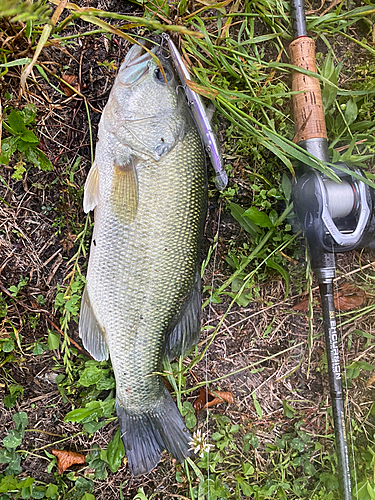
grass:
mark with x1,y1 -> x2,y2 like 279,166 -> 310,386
0,0 -> 375,499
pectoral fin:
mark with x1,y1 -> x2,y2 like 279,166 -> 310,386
79,286 -> 109,361
110,157 -> 139,224
83,162 -> 100,213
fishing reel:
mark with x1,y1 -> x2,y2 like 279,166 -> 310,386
293,163 -> 375,254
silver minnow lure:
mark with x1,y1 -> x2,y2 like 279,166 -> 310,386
163,33 -> 228,191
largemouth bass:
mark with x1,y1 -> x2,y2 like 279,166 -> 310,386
79,43 -> 207,476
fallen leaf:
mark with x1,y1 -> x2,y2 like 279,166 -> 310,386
366,373 -> 375,388
193,388 -> 234,415
61,74 -> 81,97
52,449 -> 85,474
335,282 -> 366,311
293,296 -> 318,312
194,387 -> 210,414
293,282 -> 366,312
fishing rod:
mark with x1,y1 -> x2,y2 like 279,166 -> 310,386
290,1 -> 375,498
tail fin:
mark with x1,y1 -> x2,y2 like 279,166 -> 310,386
116,387 -> 191,476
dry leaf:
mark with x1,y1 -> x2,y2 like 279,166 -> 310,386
61,74 -> 81,97
194,387 -> 209,414
193,388 -> 234,415
293,282 -> 366,312
335,282 -> 366,311
366,373 -> 375,388
185,79 -> 219,100
52,449 -> 85,474
293,296 -> 318,312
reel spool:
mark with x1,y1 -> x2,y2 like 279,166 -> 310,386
293,165 -> 375,253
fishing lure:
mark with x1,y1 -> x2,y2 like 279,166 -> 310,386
163,33 -> 228,191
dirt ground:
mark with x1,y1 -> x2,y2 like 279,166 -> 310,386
1,1 -> 375,498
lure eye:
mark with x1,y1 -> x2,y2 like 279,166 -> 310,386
154,66 -> 172,84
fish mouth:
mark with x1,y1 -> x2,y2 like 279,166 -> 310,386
118,43 -> 156,86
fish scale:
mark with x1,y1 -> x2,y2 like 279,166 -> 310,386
79,44 -> 207,476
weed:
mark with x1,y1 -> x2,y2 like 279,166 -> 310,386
0,104 -> 52,176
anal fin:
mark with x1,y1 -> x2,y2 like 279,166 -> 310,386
164,270 -> 201,360
79,286 -> 109,361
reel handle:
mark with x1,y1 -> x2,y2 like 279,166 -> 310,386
290,37 -> 327,143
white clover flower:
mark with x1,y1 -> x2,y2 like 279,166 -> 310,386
189,429 -> 214,457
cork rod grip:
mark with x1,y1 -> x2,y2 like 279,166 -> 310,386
290,37 -> 327,143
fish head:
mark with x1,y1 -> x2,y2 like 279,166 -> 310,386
118,44 -> 176,90
102,44 -> 188,162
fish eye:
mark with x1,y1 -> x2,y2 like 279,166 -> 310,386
154,66 -> 172,84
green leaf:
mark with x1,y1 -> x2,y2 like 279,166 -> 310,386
7,110 -> 27,134
227,202 -> 260,237
211,431 -> 223,441
266,259 -> 289,297
133,488 -> 149,500
345,98 -> 358,125
8,286 -> 19,297
12,162 -> 26,181
86,449 -> 108,480
282,400 -> 295,418
291,437 -> 305,452
4,453 -> 22,476
36,149 -> 53,171
105,428 -> 125,473
83,420 -> 107,434
64,405 -> 103,424
47,330 -> 60,350
244,207 -> 274,228
0,448 -> 14,464
239,479 -> 253,496
3,430 -> 23,449
81,494 -> 95,500
2,339 -> 15,352
281,173 -> 292,203
45,484 -> 58,498
21,104 -> 37,125
17,477 -> 34,489
242,462 -> 254,476
185,411 -> 197,429
304,460 -> 317,476
357,361 -> 375,371
20,129 -> 39,143
321,53 -> 338,111
95,374 -> 115,391
14,412 -> 28,433
0,136 -> 19,165
3,385 -> 23,409
0,58 -> 32,68
181,402 -> 196,429
0,475 -> 18,493
252,392 -> 262,419
33,343 -> 46,355
79,366 -> 103,387
31,485 -> 46,499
